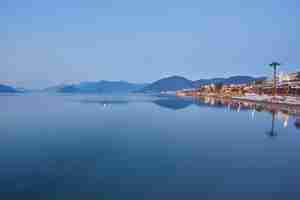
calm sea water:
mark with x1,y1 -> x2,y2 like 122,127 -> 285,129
0,94 -> 300,200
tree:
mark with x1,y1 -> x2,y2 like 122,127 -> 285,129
269,62 -> 280,96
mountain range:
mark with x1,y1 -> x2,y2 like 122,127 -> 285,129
139,75 -> 266,93
140,76 -> 193,93
44,81 -> 148,94
1,75 -> 267,94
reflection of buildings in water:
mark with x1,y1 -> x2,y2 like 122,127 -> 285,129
102,103 -> 109,108
251,109 -> 255,119
279,112 -> 289,128
196,96 -> 300,131
204,97 -> 210,104
210,98 -> 215,105
237,103 -> 241,112
254,106 -> 290,129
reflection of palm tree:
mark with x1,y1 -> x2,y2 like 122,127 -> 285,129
269,62 -> 280,96
267,111 -> 277,137
295,118 -> 300,130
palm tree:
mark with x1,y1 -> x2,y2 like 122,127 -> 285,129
269,62 -> 280,96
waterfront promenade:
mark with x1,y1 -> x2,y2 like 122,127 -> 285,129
232,95 -> 300,107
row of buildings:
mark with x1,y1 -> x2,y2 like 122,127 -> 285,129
261,72 -> 300,96
177,72 -> 300,97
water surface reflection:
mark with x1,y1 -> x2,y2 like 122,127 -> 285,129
1,94 -> 300,199
80,95 -> 300,134
189,96 -> 300,135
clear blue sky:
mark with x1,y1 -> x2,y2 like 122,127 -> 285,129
1,0 -> 299,88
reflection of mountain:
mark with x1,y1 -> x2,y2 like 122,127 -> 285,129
153,97 -> 255,111
153,98 -> 192,110
0,84 -> 19,93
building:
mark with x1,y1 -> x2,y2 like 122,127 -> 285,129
254,72 -> 300,96
176,72 -> 300,97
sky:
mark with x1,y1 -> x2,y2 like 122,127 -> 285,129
1,0 -> 300,89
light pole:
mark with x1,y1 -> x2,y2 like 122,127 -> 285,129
269,62 -> 280,97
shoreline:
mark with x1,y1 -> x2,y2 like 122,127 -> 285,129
232,95 -> 300,107
177,91 -> 300,108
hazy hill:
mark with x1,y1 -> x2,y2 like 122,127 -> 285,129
48,81 -> 148,94
139,75 -> 267,93
140,76 -> 194,93
0,84 -> 19,93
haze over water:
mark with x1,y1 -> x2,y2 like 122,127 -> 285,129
1,94 -> 300,199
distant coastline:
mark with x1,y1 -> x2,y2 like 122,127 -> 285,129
0,75 -> 266,94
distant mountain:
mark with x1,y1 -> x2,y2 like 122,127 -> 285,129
0,84 -> 19,93
58,85 -> 81,93
139,75 -> 267,93
47,81 -> 148,94
43,84 -> 69,93
140,76 -> 194,93
42,75 -> 267,94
